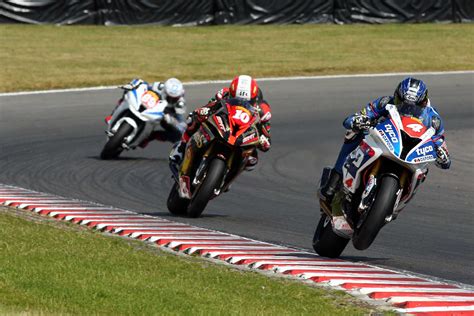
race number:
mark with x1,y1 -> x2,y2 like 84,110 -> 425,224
141,91 -> 159,109
232,109 -> 250,124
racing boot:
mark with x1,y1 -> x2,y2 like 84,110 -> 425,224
244,155 -> 258,171
318,168 -> 342,211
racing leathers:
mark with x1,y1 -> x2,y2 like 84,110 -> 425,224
142,80 -> 187,145
172,87 -> 271,170
320,95 -> 451,204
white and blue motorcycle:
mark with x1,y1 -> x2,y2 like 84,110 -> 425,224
100,83 -> 169,160
313,104 -> 438,258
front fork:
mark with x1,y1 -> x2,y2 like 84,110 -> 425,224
179,141 -> 233,198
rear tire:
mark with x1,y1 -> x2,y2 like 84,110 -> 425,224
312,213 -> 350,258
186,158 -> 226,218
352,175 -> 399,250
100,122 -> 133,160
167,182 -> 189,215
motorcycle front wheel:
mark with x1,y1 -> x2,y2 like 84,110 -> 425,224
312,212 -> 350,258
100,122 -> 133,160
352,175 -> 399,250
186,158 -> 226,218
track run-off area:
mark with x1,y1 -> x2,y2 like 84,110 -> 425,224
0,72 -> 473,298
1,183 -> 473,314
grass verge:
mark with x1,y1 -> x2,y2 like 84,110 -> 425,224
1,24 -> 473,92
0,208 -> 374,315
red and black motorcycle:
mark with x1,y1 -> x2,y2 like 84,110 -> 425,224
167,98 -> 261,218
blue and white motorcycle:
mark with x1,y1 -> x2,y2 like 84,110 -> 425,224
100,83 -> 168,159
313,104 -> 438,257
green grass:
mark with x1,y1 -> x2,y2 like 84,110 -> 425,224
0,210 -> 374,315
1,24 -> 473,92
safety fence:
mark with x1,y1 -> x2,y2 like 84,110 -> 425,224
0,0 -> 472,25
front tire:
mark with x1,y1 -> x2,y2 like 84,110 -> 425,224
352,175 -> 399,250
100,122 -> 133,160
167,182 -> 189,215
186,158 -> 226,218
312,213 -> 350,258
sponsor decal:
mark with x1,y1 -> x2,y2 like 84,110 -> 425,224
416,145 -> 433,156
379,130 -> 394,151
216,116 -> 226,131
242,133 -> 256,143
413,155 -> 435,163
384,124 -> 399,143
194,134 -> 205,149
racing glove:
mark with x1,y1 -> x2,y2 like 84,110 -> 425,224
195,107 -> 211,122
215,88 -> 229,101
120,79 -> 144,90
258,135 -> 271,152
435,146 -> 451,169
351,114 -> 373,132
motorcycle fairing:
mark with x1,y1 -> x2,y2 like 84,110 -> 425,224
401,116 -> 427,138
106,84 -> 168,147
342,104 -> 435,195
375,105 -> 402,158
176,101 -> 260,199
343,139 -> 383,193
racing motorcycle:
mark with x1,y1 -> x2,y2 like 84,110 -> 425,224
100,82 -> 171,159
167,98 -> 261,218
313,103 -> 438,258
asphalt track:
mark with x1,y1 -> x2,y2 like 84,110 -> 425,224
0,73 -> 473,284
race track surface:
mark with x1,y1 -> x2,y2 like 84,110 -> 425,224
1,73 -> 473,284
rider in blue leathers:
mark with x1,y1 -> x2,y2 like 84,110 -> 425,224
319,77 -> 451,205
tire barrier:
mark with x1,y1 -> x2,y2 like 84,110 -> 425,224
0,0 -> 472,25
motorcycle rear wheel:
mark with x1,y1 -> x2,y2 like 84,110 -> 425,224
186,158 -> 226,218
312,212 -> 350,258
167,182 -> 189,215
100,122 -> 133,160
352,175 -> 399,250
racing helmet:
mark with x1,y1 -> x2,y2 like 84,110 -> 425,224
394,77 -> 429,118
394,77 -> 428,107
229,75 -> 259,102
164,78 -> 184,104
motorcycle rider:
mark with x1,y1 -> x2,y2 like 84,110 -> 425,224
319,77 -> 451,208
169,75 -> 271,170
105,78 -> 187,146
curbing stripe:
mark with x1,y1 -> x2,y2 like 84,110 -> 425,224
1,183 -> 473,314
395,305 -> 474,313
395,301 -> 474,308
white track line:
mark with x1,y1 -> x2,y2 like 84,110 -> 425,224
1,71 -> 472,97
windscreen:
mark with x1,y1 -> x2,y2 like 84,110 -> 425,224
397,102 -> 426,119
226,98 -> 257,115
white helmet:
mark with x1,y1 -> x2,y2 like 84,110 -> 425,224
164,78 -> 184,103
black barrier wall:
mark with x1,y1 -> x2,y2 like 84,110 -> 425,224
0,0 -> 472,25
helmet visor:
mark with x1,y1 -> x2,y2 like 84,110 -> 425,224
166,96 -> 180,104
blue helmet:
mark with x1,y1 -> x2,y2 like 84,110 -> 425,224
394,77 -> 428,107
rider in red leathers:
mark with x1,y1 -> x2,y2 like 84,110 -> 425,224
170,75 -> 271,171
